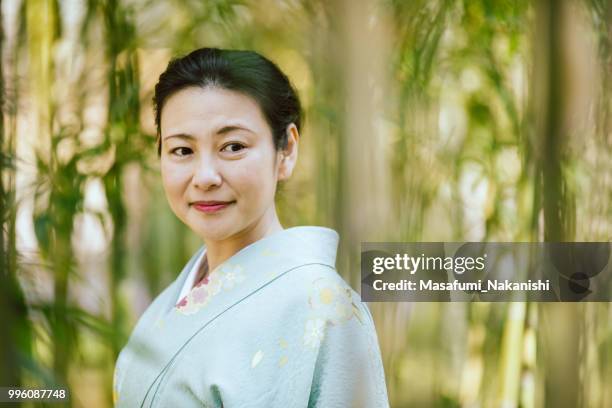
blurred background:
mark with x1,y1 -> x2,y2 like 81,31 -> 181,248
1,0 -> 611,406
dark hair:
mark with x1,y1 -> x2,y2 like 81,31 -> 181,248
153,47 -> 302,156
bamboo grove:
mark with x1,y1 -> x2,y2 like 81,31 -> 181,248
1,0 -> 611,407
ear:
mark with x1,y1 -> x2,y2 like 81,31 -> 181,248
277,123 -> 300,181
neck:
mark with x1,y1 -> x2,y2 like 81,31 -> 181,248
203,206 -> 283,273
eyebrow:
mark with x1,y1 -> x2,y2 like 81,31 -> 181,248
163,125 -> 255,141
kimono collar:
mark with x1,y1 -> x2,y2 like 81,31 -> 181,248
174,226 -> 339,304
174,226 -> 338,294
266,226 -> 339,266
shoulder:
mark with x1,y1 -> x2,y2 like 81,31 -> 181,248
128,248 -> 203,332
273,263 -> 349,300
126,279 -> 178,337
269,263 -> 373,328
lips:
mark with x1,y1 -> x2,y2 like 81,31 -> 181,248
191,200 -> 235,213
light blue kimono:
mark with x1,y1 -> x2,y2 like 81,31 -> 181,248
113,226 -> 389,407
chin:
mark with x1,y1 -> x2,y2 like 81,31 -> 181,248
194,222 -> 239,242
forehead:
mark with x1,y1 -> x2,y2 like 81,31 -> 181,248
160,86 -> 270,137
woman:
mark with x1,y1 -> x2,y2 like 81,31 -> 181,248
113,48 -> 388,407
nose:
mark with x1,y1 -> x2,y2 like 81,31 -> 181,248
192,155 -> 222,190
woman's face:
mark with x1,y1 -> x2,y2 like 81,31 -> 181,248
159,86 -> 287,243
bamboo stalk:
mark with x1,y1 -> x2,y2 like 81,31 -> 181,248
101,0 -> 141,361
534,1 -> 582,406
0,0 -> 33,393
26,0 -> 74,392
496,302 -> 526,407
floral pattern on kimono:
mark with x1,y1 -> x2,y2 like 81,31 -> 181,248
175,263 -> 246,315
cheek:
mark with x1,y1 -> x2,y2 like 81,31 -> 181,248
161,162 -> 191,195
230,156 -> 278,202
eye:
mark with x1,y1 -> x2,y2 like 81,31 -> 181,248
170,147 -> 193,156
221,143 -> 246,153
